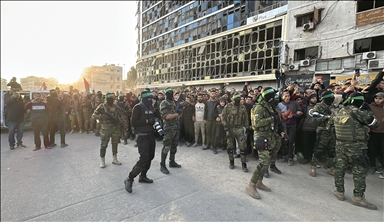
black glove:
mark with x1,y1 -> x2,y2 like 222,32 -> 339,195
100,114 -> 109,120
147,118 -> 156,125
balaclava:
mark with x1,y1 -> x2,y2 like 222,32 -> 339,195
105,93 -> 114,106
50,89 -> 58,98
165,87 -> 174,101
141,90 -> 153,109
232,94 -> 241,106
346,92 -> 365,108
321,91 -> 334,106
259,87 -> 275,103
97,91 -> 102,98
118,93 -> 124,102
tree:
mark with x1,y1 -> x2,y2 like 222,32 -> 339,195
124,66 -> 137,91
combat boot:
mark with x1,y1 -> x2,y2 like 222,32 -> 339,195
309,166 -> 317,177
95,132 -> 101,137
169,154 -> 181,168
326,167 -> 335,176
242,162 -> 248,172
229,160 -> 235,169
333,191 -> 345,201
79,130 -> 83,134
100,157 -> 106,168
246,182 -> 261,199
270,164 -> 281,174
256,180 -> 271,192
264,170 -> 270,178
124,139 -> 128,145
160,163 -> 169,174
112,155 -> 121,165
351,195 -> 377,210
124,178 -> 134,193
169,161 -> 181,168
139,175 -> 153,183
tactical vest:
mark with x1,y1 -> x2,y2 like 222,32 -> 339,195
100,104 -> 118,124
333,108 -> 365,142
134,103 -> 154,134
30,101 -> 47,120
227,103 -> 246,127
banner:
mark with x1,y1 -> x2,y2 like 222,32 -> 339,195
39,82 -> 47,91
332,73 -> 378,87
284,74 -> 330,89
83,78 -> 90,92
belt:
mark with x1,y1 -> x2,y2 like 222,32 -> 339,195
136,133 -> 152,136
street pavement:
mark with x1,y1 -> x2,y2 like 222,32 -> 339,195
1,129 -> 383,221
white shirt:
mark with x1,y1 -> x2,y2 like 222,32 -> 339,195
194,102 -> 205,122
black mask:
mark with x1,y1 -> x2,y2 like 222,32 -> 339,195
106,98 -> 114,106
351,100 -> 364,108
234,100 -> 240,106
119,97 -> 124,101
166,91 -> 174,101
323,97 -> 334,106
142,97 -> 152,109
263,93 -> 274,102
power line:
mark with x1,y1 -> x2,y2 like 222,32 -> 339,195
284,23 -> 384,43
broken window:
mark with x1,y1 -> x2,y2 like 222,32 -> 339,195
294,46 -> 318,61
357,0 -> 384,12
354,35 -> 384,53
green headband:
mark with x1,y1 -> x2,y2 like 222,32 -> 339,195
232,94 -> 241,100
141,92 -> 153,98
351,96 -> 364,103
321,93 -> 334,100
261,88 -> 275,97
257,96 -> 263,103
165,88 -> 173,93
105,93 -> 114,99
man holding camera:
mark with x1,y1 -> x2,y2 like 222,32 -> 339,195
159,87 -> 182,174
7,77 -> 22,90
92,93 -> 123,168
124,90 -> 157,193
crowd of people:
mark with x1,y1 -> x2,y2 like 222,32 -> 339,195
4,69 -> 384,210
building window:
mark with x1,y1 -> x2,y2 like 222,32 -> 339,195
357,0 -> 384,13
316,59 -> 342,71
354,35 -> 384,53
294,46 -> 318,61
295,8 -> 322,27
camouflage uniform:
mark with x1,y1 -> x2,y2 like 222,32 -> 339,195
69,95 -> 83,132
310,102 -> 336,168
250,100 -> 282,183
329,105 -> 378,197
116,98 -> 132,142
92,98 -> 123,165
94,94 -> 103,135
160,98 -> 179,164
221,101 -> 249,164
81,94 -> 93,133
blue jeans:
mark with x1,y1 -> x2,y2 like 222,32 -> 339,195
8,121 -> 24,147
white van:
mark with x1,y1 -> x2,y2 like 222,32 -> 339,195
1,90 -> 50,129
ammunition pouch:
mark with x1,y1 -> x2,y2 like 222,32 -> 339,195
254,136 -> 268,151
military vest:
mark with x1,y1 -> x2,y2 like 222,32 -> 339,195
333,107 -> 365,142
133,103 -> 155,134
227,103 -> 246,127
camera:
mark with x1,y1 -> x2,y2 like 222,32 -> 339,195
153,118 -> 164,136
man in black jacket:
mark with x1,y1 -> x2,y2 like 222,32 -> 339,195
124,89 -> 156,193
6,91 -> 26,150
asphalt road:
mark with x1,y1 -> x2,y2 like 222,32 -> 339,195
1,129 -> 383,221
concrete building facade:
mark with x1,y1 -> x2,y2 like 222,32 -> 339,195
135,0 -> 384,90
135,0 -> 289,90
283,0 -> 384,88
81,64 -> 123,94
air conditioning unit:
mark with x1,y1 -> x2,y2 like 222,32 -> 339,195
362,51 -> 376,60
368,59 -> 384,69
289,63 -> 300,71
303,22 -> 314,31
300,59 -> 310,67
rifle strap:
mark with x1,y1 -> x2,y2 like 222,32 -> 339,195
350,110 -> 365,126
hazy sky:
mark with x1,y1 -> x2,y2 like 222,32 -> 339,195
1,1 -> 137,84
